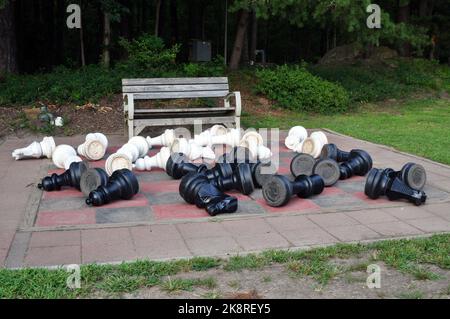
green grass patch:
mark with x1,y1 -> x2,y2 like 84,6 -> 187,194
161,277 -> 217,293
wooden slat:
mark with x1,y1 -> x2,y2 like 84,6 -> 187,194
122,77 -> 228,86
123,84 -> 229,93
133,91 -> 229,100
134,116 -> 236,126
135,107 -> 235,113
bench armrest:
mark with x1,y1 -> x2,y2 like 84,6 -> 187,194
224,91 -> 242,116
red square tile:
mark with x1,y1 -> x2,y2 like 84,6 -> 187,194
225,190 -> 252,201
140,180 -> 180,193
98,193 -> 149,209
42,188 -> 84,200
340,176 -> 365,182
106,146 -> 120,154
353,192 -> 392,204
47,168 -> 65,175
88,160 -> 107,168
256,198 -> 320,213
36,209 -> 96,227
321,187 -> 346,196
277,166 -> 291,175
152,203 -> 209,220
281,157 -> 292,165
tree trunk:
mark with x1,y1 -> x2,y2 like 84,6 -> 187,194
0,0 -> 18,73
249,10 -> 257,62
155,0 -> 162,36
229,10 -> 249,70
102,12 -> 111,67
170,0 -> 179,44
398,0 -> 411,56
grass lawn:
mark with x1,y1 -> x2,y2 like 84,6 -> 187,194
242,97 -> 450,165
1,234 -> 449,298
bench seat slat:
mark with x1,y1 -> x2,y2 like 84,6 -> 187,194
123,84 -> 229,93
122,77 -> 228,85
134,107 -> 235,113
133,91 -> 229,99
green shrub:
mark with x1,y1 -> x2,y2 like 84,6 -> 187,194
255,65 -> 350,114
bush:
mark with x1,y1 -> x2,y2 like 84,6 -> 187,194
255,65 -> 350,114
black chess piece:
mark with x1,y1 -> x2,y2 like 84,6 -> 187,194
179,172 -> 238,216
80,167 -> 109,196
364,168 -> 427,206
383,162 -> 427,190
262,174 -> 324,207
210,163 -> 255,195
38,161 -> 88,191
339,149 -> 373,180
290,153 -> 341,187
86,169 -> 139,206
320,144 -> 350,162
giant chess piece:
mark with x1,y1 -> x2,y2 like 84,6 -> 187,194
77,133 -> 108,161
105,136 -> 149,175
146,129 -> 175,147
193,125 -> 228,146
179,172 -> 238,216
166,153 -> 233,180
383,162 -> 427,190
195,128 -> 241,147
12,136 -> 56,160
262,174 -> 324,207
284,126 -> 308,151
209,163 -> 255,195
339,149 -> 373,180
320,144 -> 350,162
239,131 -> 263,159
86,169 -> 139,206
80,167 -> 109,196
38,161 -> 88,191
52,144 -> 83,169
365,168 -> 427,206
300,131 -> 328,158
133,147 -> 171,171
170,138 -> 215,160
290,153 -> 341,187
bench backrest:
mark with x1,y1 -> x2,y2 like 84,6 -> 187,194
122,77 -> 230,100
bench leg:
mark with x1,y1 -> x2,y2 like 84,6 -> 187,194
235,117 -> 241,130
128,119 -> 134,139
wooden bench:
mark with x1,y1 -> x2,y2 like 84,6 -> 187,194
122,77 -> 241,137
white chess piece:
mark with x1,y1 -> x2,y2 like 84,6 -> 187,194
203,128 -> 241,147
146,129 -> 175,147
239,131 -> 264,159
12,136 -> 56,160
52,144 -> 82,169
134,147 -> 171,171
285,126 -> 308,151
103,136 -> 149,175
256,145 -> 272,161
170,138 -> 215,160
300,131 -> 328,158
194,125 -> 228,146
77,133 -> 108,161
128,136 -> 150,158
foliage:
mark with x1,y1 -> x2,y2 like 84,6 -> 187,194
255,65 -> 350,114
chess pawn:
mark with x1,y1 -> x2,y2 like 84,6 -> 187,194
284,126 -> 308,151
146,129 -> 175,147
239,131 -> 264,159
300,131 -> 328,158
77,133 -> 108,161
194,125 -> 229,146
170,138 -> 215,160
128,136 -> 150,158
12,136 -> 56,160
133,147 -> 171,171
211,128 -> 241,147
104,137 -> 149,175
52,144 -> 82,169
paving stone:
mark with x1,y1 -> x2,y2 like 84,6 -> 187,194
81,227 -> 133,246
0,229 -> 16,250
423,203 -> 450,221
39,197 -> 87,212
265,215 -> 318,232
406,217 -> 450,233
36,209 -> 96,227
422,185 -> 449,201
130,224 -> 182,245
308,212 -> 360,228
282,227 -> 339,246
310,193 -> 367,209
136,171 -> 172,183
29,230 -> 81,248
5,232 -> 31,268
94,193 -> 149,209
82,241 -> 137,264
366,221 -> 424,237
177,222 -> 230,239
42,188 -> 84,200
235,201 -> 267,215
0,249 -> 7,267
96,206 -> 153,224
234,232 -> 290,251
140,180 -> 180,193
326,225 -> 381,242
152,203 -> 209,220
144,192 -> 185,205
336,181 -> 365,193
345,209 -> 399,225
185,236 -> 242,256
135,239 -> 192,260
25,245 -> 81,267
222,218 -> 274,236
256,198 -> 320,214
382,206 -> 436,221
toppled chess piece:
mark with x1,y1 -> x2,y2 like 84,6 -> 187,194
300,131 -> 328,158
383,162 -> 427,190
105,136 -> 149,175
262,174 -> 324,207
195,128 -> 241,147
133,147 -> 171,171
170,138 -> 215,160
166,153 -> 233,180
38,161 -> 88,191
179,172 -> 238,216
284,126 -> 308,151
86,169 -> 139,206
339,149 -> 373,180
209,163 -> 255,195
365,168 -> 427,206
194,125 -> 228,146
146,129 -> 175,147
80,167 -> 109,196
12,136 -> 56,160
52,144 -> 83,169
290,153 -> 340,187
77,133 -> 108,161
320,143 -> 350,162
